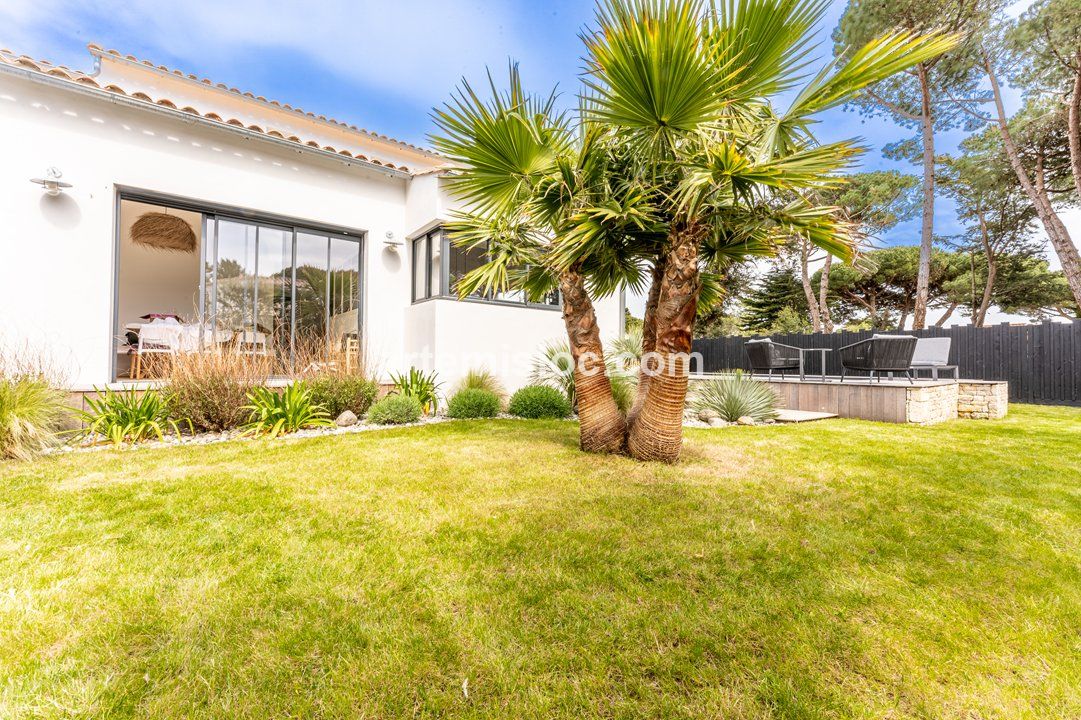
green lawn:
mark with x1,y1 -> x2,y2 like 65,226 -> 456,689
2,406 -> 1080,719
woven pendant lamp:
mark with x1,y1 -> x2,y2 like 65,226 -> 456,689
130,211 -> 197,253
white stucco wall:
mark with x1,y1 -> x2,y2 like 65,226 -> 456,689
0,71 -> 624,391
404,292 -> 623,394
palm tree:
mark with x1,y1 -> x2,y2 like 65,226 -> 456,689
432,0 -> 957,462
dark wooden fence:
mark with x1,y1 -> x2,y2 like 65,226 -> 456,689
690,320 -> 1081,406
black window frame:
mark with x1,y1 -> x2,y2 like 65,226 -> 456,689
410,227 -> 560,310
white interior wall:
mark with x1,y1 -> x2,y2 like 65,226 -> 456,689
116,200 -> 203,330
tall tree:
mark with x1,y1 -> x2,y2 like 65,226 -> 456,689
958,87 -> 1081,309
810,170 -> 921,330
940,149 -> 1041,326
1008,0 -> 1081,198
833,0 -> 1003,329
434,0 -> 955,462
740,263 -> 809,332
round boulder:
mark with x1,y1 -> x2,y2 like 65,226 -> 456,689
335,410 -> 359,427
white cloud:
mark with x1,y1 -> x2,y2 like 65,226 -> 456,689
0,0 -> 558,106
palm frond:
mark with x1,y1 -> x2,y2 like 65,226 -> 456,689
705,0 -> 830,99
431,63 -> 571,215
581,0 -> 733,159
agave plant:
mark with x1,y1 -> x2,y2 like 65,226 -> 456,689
80,388 -> 190,446
690,371 -> 779,423
389,367 -> 443,414
432,0 -> 957,461
242,383 -> 332,438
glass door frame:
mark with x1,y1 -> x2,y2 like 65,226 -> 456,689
202,214 -> 364,368
111,187 -> 366,381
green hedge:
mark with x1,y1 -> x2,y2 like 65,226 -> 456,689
366,393 -> 422,425
507,385 -> 571,419
447,389 -> 501,419
307,376 -> 378,418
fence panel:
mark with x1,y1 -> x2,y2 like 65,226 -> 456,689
690,320 -> 1081,406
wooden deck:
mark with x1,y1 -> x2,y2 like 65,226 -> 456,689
763,376 -> 955,424
690,374 -> 967,424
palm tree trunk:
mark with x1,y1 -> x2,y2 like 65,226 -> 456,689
627,258 -> 665,427
819,254 -> 834,333
627,224 -> 703,463
558,268 -> 626,454
799,238 -> 822,332
984,50 -> 1081,309
913,62 -> 935,331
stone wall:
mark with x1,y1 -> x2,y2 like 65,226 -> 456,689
956,381 -> 1009,420
904,382 -> 959,425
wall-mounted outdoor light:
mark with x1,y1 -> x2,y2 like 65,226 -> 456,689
30,167 -> 73,196
383,230 -> 404,250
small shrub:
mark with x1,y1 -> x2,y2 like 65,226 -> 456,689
242,383 -> 332,438
447,388 -> 501,419
508,385 -> 571,419
0,374 -> 69,460
80,388 -> 189,446
454,368 -> 505,400
167,350 -> 272,432
307,375 -> 378,418
690,371 -> 779,423
367,393 -> 422,425
390,367 -> 442,414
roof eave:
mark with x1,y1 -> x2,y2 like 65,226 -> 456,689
0,62 -> 414,179
87,44 -> 445,162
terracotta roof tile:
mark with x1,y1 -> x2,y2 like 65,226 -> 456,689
85,43 -> 439,159
0,47 -> 418,173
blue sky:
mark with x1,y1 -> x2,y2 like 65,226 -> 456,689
0,0 -> 1037,255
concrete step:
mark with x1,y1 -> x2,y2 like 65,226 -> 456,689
774,409 -> 837,423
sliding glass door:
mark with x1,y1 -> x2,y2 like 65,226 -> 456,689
202,216 -> 362,363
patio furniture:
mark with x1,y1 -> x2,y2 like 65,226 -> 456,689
232,330 -> 269,355
911,337 -> 958,379
799,347 -> 832,381
838,334 -> 918,383
125,320 -> 213,378
344,334 -> 361,374
745,338 -> 801,377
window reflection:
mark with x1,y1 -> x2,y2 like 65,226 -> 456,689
411,228 -> 560,308
206,221 -> 360,360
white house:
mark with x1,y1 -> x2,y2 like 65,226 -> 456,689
0,45 -> 623,392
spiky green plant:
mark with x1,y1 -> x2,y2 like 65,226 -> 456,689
390,368 -> 443,414
242,383 -> 332,438
530,340 -> 637,413
80,388 -> 189,446
607,326 -> 643,369
0,374 -> 69,460
454,367 -> 506,400
690,371 -> 780,423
